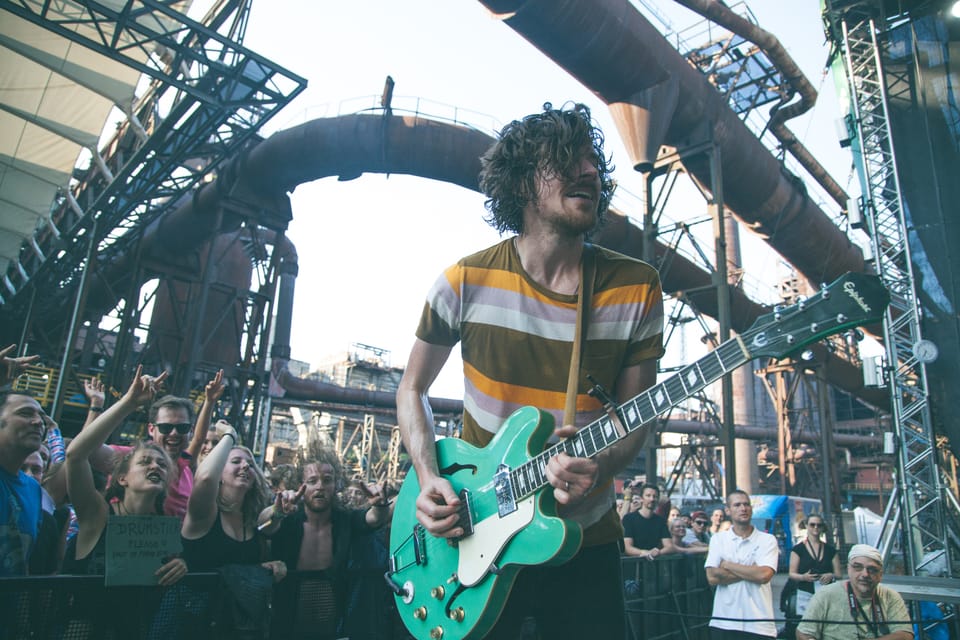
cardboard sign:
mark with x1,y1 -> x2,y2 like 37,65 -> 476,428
104,515 -> 182,586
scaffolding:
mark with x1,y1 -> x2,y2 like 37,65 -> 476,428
826,0 -> 955,579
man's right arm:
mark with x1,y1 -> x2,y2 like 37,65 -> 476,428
796,632 -> 816,640
396,339 -> 462,539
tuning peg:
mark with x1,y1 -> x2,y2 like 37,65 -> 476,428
774,304 -> 784,321
820,284 -> 830,299
797,296 -> 807,310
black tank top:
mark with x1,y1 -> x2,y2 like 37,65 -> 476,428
182,512 -> 262,571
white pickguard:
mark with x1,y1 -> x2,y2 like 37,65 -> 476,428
456,495 -> 535,587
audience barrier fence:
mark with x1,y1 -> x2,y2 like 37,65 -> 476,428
4,554 -> 939,640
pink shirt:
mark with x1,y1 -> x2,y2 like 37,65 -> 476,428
110,445 -> 194,519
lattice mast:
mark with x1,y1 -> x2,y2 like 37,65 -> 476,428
827,0 -> 951,576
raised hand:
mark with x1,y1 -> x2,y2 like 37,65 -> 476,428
204,369 -> 225,403
361,476 -> 391,508
274,483 -> 306,517
0,344 -> 40,386
84,378 -> 105,409
123,366 -> 169,406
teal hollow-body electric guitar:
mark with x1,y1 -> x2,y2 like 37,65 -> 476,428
386,271 -> 889,640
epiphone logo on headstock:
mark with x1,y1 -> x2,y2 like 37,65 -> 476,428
843,281 -> 872,313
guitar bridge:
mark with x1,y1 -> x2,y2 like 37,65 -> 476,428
493,463 -> 517,517
456,488 -> 475,537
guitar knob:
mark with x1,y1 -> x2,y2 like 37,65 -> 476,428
449,607 -> 465,622
431,586 -> 445,599
430,626 -> 444,639
414,607 -> 427,620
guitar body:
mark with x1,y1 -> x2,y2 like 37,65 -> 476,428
389,406 -> 582,640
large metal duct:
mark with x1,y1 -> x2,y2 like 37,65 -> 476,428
477,0 -> 866,287
66,114 -> 880,410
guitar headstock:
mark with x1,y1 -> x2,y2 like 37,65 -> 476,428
742,272 -> 889,360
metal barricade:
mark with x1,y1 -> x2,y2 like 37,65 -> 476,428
622,554 -> 714,640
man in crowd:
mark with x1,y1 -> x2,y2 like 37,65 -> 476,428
396,102 -> 664,638
259,447 -> 391,639
797,544 -> 913,640
623,482 -> 673,559
705,489 -> 779,639
0,389 -> 47,576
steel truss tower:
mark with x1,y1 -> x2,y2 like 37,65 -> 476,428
827,0 -> 955,577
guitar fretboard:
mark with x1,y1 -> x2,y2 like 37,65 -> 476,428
508,335 -> 752,500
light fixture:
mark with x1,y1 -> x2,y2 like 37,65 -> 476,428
952,1 -> 960,18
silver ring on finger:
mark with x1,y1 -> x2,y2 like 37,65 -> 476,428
565,481 -> 571,491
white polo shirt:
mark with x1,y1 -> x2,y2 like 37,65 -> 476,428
704,525 -> 779,637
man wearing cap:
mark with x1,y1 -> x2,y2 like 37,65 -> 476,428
797,544 -> 913,640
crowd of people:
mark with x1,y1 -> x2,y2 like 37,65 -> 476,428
0,352 -> 396,638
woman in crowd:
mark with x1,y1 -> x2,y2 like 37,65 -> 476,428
196,418 -> 230,467
781,513 -> 843,637
63,366 -> 186,583
181,421 -> 283,575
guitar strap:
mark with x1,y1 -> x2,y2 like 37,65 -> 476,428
563,244 -> 595,427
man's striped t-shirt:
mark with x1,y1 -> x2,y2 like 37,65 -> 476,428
415,237 -> 664,539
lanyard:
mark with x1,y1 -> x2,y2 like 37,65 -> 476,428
846,581 -> 885,638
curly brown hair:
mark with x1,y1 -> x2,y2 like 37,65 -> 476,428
479,102 -> 615,235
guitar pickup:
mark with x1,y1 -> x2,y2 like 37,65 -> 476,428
493,464 -> 517,517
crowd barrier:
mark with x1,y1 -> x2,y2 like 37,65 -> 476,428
622,554 -> 714,640
4,555 -> 943,640
0,555 -> 715,640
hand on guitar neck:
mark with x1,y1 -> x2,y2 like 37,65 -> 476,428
414,424 -> 600,540
545,424 -> 600,505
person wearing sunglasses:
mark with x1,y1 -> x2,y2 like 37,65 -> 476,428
797,544 -> 913,640
782,514 -> 844,637
94,369 -> 225,519
683,509 -> 712,546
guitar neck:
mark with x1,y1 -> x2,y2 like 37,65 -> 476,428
509,335 -> 753,500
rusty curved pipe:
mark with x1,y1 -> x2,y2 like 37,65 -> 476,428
75,113 -> 880,408
478,0 -> 865,288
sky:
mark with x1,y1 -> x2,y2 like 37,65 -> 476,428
227,1 -> 860,400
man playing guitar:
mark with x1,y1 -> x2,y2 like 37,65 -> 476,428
396,102 -> 664,638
